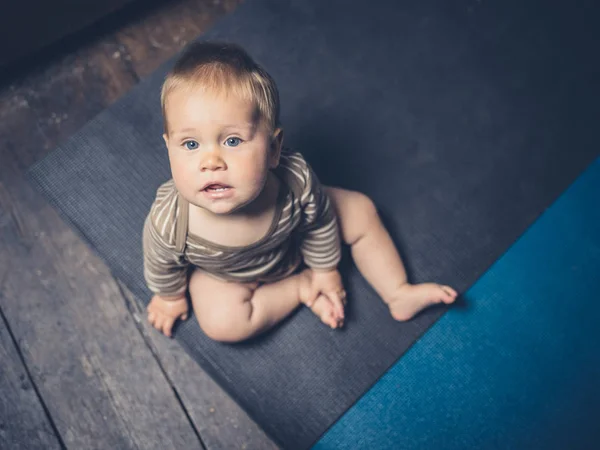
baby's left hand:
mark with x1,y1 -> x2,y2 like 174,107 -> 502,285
309,269 -> 346,318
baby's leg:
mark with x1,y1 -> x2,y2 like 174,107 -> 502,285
188,268 -> 312,343
325,187 -> 457,321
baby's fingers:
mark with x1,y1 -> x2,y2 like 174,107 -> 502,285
153,314 -> 166,333
162,317 -> 176,338
148,310 -> 157,327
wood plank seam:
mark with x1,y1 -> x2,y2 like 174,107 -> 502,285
0,182 -> 27,239
0,304 -> 67,450
115,280 -> 207,450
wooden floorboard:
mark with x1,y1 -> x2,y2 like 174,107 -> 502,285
0,0 -> 276,448
0,177 -> 203,449
0,309 -> 62,450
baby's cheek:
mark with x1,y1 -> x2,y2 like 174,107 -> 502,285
172,166 -> 195,193
248,168 -> 270,191
238,157 -> 268,186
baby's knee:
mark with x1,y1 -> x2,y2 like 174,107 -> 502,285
349,191 -> 378,219
198,312 -> 246,343
338,190 -> 379,241
193,292 -> 254,343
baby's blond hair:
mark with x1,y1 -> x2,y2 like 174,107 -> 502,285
161,41 -> 280,134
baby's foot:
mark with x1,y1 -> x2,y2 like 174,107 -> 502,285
310,294 -> 343,329
297,269 -> 343,329
388,283 -> 457,322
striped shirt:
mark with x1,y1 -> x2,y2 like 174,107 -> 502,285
142,150 -> 341,296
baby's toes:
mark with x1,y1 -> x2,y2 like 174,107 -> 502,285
439,285 -> 457,304
326,311 -> 340,329
319,303 -> 339,329
311,296 -> 339,329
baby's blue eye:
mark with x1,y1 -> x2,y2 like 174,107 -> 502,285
184,140 -> 199,150
225,137 -> 242,147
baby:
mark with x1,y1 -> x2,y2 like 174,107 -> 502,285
143,42 -> 457,342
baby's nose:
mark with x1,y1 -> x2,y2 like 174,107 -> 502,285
200,150 -> 226,171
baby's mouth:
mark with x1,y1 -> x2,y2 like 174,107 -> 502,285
203,183 -> 231,192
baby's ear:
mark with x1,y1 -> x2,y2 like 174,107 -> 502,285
269,128 -> 284,169
162,133 -> 169,147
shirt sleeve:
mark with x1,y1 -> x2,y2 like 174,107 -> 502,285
142,190 -> 190,296
296,156 -> 342,271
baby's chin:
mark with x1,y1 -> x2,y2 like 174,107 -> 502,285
188,200 -> 236,216
188,196 -> 256,217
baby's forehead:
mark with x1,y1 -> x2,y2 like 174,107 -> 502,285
166,84 -> 262,123
170,78 -> 248,100
165,95 -> 268,138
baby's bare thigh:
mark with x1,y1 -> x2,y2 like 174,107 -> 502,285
325,186 -> 378,244
188,269 -> 257,326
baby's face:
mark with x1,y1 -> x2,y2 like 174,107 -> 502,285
163,86 -> 279,215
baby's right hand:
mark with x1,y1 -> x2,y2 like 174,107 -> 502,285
147,294 -> 189,338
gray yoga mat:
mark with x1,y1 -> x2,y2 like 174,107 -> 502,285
28,0 -> 600,448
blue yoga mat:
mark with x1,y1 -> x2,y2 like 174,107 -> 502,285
315,158 -> 600,449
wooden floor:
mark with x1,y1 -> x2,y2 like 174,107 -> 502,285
0,1 -> 279,448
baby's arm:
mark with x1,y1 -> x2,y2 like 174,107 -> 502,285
296,158 -> 345,318
142,214 -> 190,337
